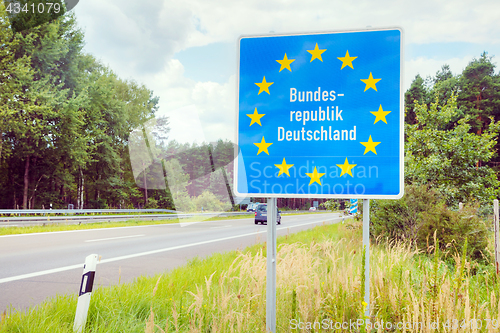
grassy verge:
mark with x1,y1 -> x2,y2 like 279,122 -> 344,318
3,219 -> 497,332
0,212 -> 336,236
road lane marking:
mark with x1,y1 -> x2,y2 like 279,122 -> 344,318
0,264 -> 83,284
0,217 -> 258,238
85,234 -> 145,242
210,225 -> 232,229
0,215 -> 348,284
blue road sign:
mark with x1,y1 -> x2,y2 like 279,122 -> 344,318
235,28 -> 403,198
350,199 -> 358,214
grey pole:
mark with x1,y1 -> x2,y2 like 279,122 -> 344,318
266,197 -> 277,332
363,199 -> 370,318
494,199 -> 499,274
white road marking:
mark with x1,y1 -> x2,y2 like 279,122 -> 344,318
0,216 -> 347,284
210,225 -> 232,229
85,234 -> 145,242
0,217 -> 253,238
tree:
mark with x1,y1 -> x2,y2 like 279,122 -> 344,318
405,93 -> 500,206
434,64 -> 453,84
164,158 -> 193,212
456,53 -> 500,162
1,11 -> 89,209
0,2 -> 32,161
404,74 -> 428,125
0,6 -> 163,209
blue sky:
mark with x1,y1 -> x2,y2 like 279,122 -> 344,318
71,0 -> 500,144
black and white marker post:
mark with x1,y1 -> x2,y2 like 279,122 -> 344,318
73,254 -> 98,333
266,197 -> 277,332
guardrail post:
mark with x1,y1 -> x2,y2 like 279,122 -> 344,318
73,254 -> 98,333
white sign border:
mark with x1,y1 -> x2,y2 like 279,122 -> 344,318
233,26 -> 404,199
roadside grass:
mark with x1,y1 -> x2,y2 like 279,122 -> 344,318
3,219 -> 498,332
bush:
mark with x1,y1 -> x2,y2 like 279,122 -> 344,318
320,200 -> 339,211
144,198 -> 159,209
419,204 -> 489,262
192,191 -> 231,212
370,184 -> 490,262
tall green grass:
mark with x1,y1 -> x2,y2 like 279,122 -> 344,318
1,220 -> 499,332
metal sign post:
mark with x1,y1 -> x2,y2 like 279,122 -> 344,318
363,199 -> 370,317
266,198 -> 277,332
494,199 -> 499,274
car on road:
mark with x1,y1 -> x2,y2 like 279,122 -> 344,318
246,203 -> 258,212
309,207 -> 317,211
254,203 -> 281,224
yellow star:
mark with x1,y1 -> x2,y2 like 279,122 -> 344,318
360,72 -> 381,92
276,53 -> 295,72
307,43 -> 326,62
246,108 -> 265,126
253,137 -> 273,155
336,158 -> 357,177
337,50 -> 357,69
274,158 -> 294,177
305,167 -> 326,185
370,105 -> 391,124
254,76 -> 274,95
360,135 -> 381,155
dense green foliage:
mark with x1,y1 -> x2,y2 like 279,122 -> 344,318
404,53 -> 500,207
0,4 -> 161,209
405,94 -> 500,206
370,185 -> 490,262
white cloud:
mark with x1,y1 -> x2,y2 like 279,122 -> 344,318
75,0 -> 500,81
72,0 -> 500,144
183,0 -> 500,46
132,59 -> 235,144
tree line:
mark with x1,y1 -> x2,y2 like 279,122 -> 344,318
0,6 -> 160,209
2,2 -> 499,210
404,53 -> 500,206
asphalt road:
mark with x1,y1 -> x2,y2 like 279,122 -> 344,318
0,212 -> 346,314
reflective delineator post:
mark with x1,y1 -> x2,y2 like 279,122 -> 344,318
73,254 -> 98,333
266,197 -> 277,332
363,199 -> 370,318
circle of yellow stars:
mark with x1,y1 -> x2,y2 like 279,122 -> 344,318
245,39 -> 393,189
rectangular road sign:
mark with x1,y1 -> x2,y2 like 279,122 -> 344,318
234,28 -> 403,198
350,199 -> 358,214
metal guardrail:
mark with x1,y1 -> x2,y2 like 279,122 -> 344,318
0,209 -> 178,215
0,209 -> 334,224
0,211 -> 254,223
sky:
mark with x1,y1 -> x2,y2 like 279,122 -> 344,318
71,0 -> 500,145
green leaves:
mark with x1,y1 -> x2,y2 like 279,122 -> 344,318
405,94 -> 500,206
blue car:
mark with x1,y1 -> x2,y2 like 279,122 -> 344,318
254,203 -> 281,225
